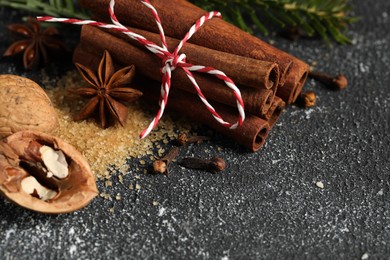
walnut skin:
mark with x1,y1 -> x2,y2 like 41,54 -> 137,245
0,75 -> 58,138
0,130 -> 98,214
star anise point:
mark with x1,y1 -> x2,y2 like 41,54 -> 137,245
70,50 -> 142,128
3,17 -> 68,70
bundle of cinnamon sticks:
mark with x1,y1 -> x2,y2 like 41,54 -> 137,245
73,0 -> 309,152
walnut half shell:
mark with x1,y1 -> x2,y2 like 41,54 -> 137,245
0,130 -> 98,214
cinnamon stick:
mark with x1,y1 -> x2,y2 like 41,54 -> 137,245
276,64 -> 308,104
158,89 -> 271,152
78,0 -> 309,103
74,46 -> 270,151
76,25 -> 276,116
106,26 -> 280,91
263,96 -> 285,128
139,82 -> 270,152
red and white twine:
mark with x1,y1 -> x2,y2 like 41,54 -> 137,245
37,0 -> 245,139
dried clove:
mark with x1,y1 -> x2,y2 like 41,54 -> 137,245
309,70 -> 348,90
152,146 -> 180,175
296,90 -> 317,108
176,133 -> 210,146
179,157 -> 226,174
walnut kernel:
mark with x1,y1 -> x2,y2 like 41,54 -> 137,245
0,130 -> 98,214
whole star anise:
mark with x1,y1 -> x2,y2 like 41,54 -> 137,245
70,50 -> 143,128
3,17 -> 68,70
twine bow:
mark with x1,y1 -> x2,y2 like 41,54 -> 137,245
38,0 -> 245,139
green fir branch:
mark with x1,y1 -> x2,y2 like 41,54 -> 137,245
190,0 -> 356,44
0,0 -> 88,19
0,0 -> 356,44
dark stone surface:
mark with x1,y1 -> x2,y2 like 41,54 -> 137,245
0,1 -> 389,259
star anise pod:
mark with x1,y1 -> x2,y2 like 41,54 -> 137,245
70,50 -> 143,128
3,17 -> 68,70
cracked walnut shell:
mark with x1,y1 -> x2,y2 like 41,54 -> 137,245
0,75 -> 58,138
0,131 -> 98,214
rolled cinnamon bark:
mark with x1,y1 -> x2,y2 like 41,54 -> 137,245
140,82 -> 270,152
73,47 -> 271,151
276,64 -> 308,104
157,89 -> 270,152
262,96 -> 286,128
78,0 -> 309,103
106,26 -> 279,91
75,25 -> 276,116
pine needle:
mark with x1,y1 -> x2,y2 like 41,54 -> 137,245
190,0 -> 356,44
0,0 -> 88,19
0,0 -> 356,44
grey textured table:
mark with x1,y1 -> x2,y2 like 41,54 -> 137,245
0,1 -> 389,259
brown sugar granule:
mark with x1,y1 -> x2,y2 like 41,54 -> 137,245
100,193 -> 111,200
117,175 -> 124,184
46,71 -> 191,179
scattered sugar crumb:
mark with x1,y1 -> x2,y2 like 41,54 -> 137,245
272,159 -> 281,164
99,193 -> 111,200
361,253 -> 369,260
152,201 -> 159,206
135,184 -> 141,190
316,181 -> 324,189
158,207 -> 166,216
69,245 -> 77,257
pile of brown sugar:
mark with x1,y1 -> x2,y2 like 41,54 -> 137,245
46,71 -> 191,180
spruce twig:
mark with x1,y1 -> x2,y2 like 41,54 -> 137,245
0,0 -> 356,44
0,0 -> 88,19
190,0 -> 357,44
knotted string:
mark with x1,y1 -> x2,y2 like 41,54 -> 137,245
38,0 -> 245,139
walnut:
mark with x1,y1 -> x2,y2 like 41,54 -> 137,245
0,75 -> 58,138
0,130 -> 98,214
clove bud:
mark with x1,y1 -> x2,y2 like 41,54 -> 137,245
179,157 -> 226,174
152,146 -> 180,175
296,90 -> 316,108
309,70 -> 348,90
